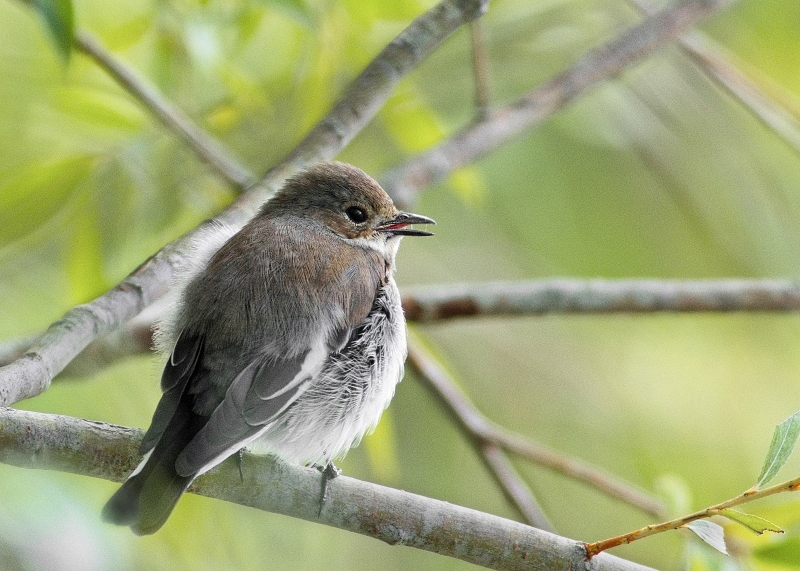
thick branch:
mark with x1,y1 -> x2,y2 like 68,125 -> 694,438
382,0 -> 735,206
0,0 -> 488,407
406,335 -> 665,518
402,278 -> 800,322
0,407 -> 655,571
74,32 -> 256,190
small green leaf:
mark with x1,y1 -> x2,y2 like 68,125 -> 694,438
719,509 -> 783,535
684,520 -> 728,555
755,410 -> 800,489
31,0 -> 75,61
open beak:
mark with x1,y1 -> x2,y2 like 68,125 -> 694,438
376,212 -> 436,237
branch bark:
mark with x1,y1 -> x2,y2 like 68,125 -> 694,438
0,0 -> 489,407
0,407 -> 657,571
382,0 -> 735,207
406,335 -> 665,519
401,278 -> 800,322
74,32 -> 256,190
626,0 -> 800,159
5,277 -> 800,375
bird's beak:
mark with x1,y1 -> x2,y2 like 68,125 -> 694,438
376,212 -> 436,237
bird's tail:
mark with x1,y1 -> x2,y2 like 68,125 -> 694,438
102,405 -> 199,535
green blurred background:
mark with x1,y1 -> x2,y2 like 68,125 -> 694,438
2,0 -> 800,569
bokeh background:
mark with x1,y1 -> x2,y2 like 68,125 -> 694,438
2,0 -> 800,569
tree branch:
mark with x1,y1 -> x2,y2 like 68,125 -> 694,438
5,277 -> 800,375
382,0 -> 735,207
401,278 -> 800,322
0,0 -> 489,407
0,407 -> 657,571
627,0 -> 800,158
406,334 -> 666,519
74,31 -> 256,191
585,475 -> 800,558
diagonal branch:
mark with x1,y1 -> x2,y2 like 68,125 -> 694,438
74,31 -> 256,190
0,0 -> 489,407
406,333 -> 666,519
381,0 -> 735,207
401,278 -> 800,322
627,0 -> 800,158
478,441 -> 555,531
0,407 -> 657,571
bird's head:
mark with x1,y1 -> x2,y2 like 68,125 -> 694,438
262,162 -> 435,257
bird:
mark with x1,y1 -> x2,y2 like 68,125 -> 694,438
102,162 -> 435,535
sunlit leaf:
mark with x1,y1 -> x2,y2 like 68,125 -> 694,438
754,537 -> 800,567
655,474 -> 693,518
362,408 -> 400,483
684,520 -> 728,555
448,167 -> 486,206
381,89 -> 445,152
0,156 -> 94,245
65,192 -> 107,303
719,509 -> 783,535
755,410 -> 800,489
31,0 -> 74,61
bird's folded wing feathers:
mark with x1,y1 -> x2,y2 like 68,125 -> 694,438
140,332 -> 204,454
173,343 -> 328,477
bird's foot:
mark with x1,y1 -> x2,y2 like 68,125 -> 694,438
316,461 -> 341,516
236,448 -> 245,483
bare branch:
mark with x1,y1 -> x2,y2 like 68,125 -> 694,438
406,335 -> 666,519
382,0 -> 735,207
585,475 -> 800,558
627,0 -> 800,158
5,277 -> 799,375
479,442 -> 555,531
0,407 -> 657,571
275,0 -> 490,172
470,20 -> 491,119
74,32 -> 256,190
402,278 -> 800,322
0,0 -> 488,407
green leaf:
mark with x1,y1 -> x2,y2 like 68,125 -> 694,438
718,509 -> 783,535
755,410 -> 800,489
684,520 -> 728,555
754,537 -> 800,567
31,0 -> 75,61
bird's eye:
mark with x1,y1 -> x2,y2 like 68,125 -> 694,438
345,206 -> 368,224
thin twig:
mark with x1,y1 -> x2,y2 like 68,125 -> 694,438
0,407 -> 657,571
0,0 -> 488,407
74,31 -> 256,190
382,0 -> 736,207
479,442 -> 555,531
401,278 -> 800,322
584,476 -> 800,558
406,333 -> 666,519
470,20 -> 491,119
627,0 -> 800,158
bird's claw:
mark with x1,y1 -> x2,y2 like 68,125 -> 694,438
317,461 -> 341,516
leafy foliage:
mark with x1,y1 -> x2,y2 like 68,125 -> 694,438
2,0 -> 800,570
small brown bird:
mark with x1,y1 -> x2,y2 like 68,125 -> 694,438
102,162 -> 435,534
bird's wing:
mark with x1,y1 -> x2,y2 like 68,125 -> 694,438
173,341 -> 329,477
139,331 -> 204,455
